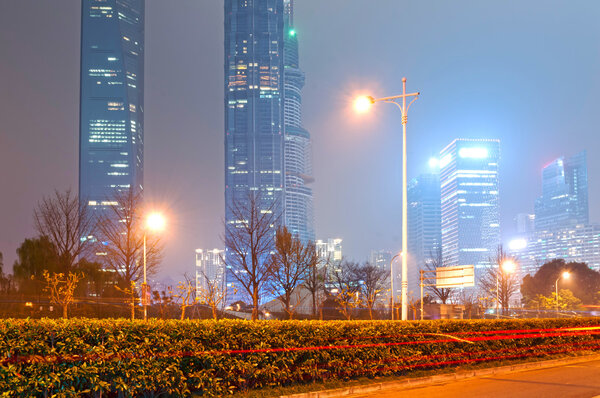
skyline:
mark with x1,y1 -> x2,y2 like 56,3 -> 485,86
2,1 -> 600,279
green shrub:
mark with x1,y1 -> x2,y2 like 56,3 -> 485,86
1,318 -> 599,397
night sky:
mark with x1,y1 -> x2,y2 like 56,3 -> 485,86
1,1 -> 600,280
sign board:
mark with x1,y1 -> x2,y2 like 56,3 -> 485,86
436,265 -> 475,288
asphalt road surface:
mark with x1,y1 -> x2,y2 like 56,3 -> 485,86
351,359 -> 600,398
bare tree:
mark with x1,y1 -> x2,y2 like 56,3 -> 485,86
43,270 -> 83,318
479,245 -> 520,315
222,192 -> 279,320
304,249 -> 326,319
354,262 -> 388,320
115,281 -> 138,320
196,269 -> 228,320
268,227 -> 316,319
174,275 -> 197,320
152,289 -> 174,319
34,189 -> 95,271
331,260 -> 361,320
95,189 -> 163,284
424,248 -> 453,304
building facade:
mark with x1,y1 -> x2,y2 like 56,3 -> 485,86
80,0 -> 145,215
282,0 -> 315,244
224,0 -> 285,302
407,173 -> 442,294
534,151 -> 588,232
511,224 -> 600,275
439,139 -> 500,277
195,249 -> 226,298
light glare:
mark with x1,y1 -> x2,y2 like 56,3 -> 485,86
146,212 -> 166,232
562,271 -> 570,279
501,260 -> 516,273
354,96 -> 373,113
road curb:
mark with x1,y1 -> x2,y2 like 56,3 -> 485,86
280,353 -> 600,398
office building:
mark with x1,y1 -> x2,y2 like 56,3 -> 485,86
283,0 -> 315,243
534,151 -> 588,231
439,139 -> 501,277
407,173 -> 442,294
79,0 -> 145,215
195,249 -> 226,298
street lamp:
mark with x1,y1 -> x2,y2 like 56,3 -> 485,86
143,212 -> 166,320
555,271 -> 570,316
355,77 -> 420,321
496,259 -> 516,319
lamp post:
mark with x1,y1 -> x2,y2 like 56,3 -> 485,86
555,271 -> 570,316
496,260 -> 516,319
144,212 -> 166,321
355,78 -> 420,321
389,253 -> 401,320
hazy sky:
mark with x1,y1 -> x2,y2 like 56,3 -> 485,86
1,1 -> 600,280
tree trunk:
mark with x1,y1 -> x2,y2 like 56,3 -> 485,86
252,287 -> 259,320
180,306 -> 185,320
63,304 -> 68,319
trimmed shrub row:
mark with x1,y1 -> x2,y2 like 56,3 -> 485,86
1,318 -> 600,397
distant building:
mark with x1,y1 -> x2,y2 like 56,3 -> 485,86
195,249 -> 225,298
408,173 -> 442,295
534,151 -> 588,232
515,213 -> 535,235
369,250 -> 392,271
316,238 -> 343,265
79,0 -> 145,217
510,224 -> 600,275
439,139 -> 501,278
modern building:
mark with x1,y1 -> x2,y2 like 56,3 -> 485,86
407,173 -> 442,295
283,0 -> 315,244
79,0 -> 145,216
510,224 -> 600,275
439,139 -> 501,278
369,250 -> 392,271
534,151 -> 589,232
515,213 -> 535,235
195,249 -> 226,298
316,238 -> 343,265
224,0 -> 285,303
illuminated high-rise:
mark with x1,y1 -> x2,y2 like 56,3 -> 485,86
407,173 -> 441,294
79,0 -> 145,215
534,151 -> 588,231
439,139 -> 500,276
283,0 -> 315,243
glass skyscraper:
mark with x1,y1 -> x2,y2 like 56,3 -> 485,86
407,173 -> 442,295
79,0 -> 145,214
283,0 -> 315,243
534,151 -> 588,232
439,139 -> 500,276
224,0 -> 314,303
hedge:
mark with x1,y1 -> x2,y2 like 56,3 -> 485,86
1,318 -> 600,397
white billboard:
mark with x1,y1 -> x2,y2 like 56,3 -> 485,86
436,265 -> 475,288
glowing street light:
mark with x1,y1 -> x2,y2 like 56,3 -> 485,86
143,212 -> 166,320
496,259 -> 517,319
354,95 -> 374,113
355,78 -> 420,321
555,271 -> 571,316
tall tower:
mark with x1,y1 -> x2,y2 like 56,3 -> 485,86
224,0 -> 285,302
439,139 -> 500,276
407,173 -> 441,294
283,0 -> 315,243
534,151 -> 588,231
79,0 -> 145,215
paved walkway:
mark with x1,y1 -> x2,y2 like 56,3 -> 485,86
350,358 -> 600,398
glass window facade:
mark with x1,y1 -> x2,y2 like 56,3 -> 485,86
439,139 -> 500,277
79,0 -> 144,216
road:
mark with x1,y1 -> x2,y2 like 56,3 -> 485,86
351,359 -> 600,398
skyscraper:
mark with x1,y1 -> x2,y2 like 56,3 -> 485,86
534,151 -> 588,231
283,0 -> 315,243
407,173 -> 441,294
79,0 -> 145,215
439,139 -> 500,276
